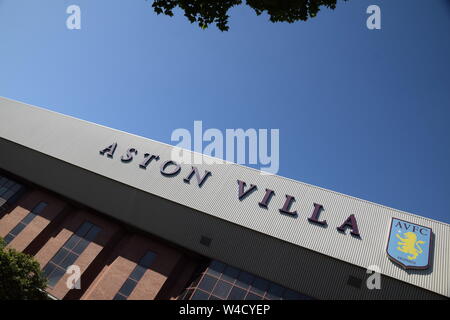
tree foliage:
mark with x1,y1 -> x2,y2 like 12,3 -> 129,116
0,237 -> 49,300
150,0 -> 344,31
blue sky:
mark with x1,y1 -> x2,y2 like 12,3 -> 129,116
0,0 -> 449,223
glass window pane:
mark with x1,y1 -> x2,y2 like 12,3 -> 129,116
47,267 -> 66,287
64,234 -> 81,250
51,248 -> 70,265
212,280 -> 232,299
85,225 -> 101,241
118,278 -> 138,297
4,233 -> 15,244
2,190 -> 15,200
60,252 -> 78,269
21,212 -> 37,225
250,277 -> 269,296
129,265 -> 147,281
32,202 -> 48,214
198,275 -> 218,292
9,223 -> 26,236
191,289 -> 210,300
4,181 -> 13,188
209,295 -> 223,300
43,263 -> 56,278
228,287 -> 247,300
10,184 -> 22,193
245,292 -> 263,300
236,271 -> 254,289
266,283 -> 284,300
207,260 -> 226,277
221,266 -> 240,283
72,238 -> 89,255
76,222 -> 93,237
113,293 -> 127,300
0,187 -> 7,196
139,251 -> 156,268
184,289 -> 194,300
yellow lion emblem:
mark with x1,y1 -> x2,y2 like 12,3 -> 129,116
396,232 -> 425,260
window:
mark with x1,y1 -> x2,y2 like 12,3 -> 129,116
43,221 -> 102,287
228,286 -> 247,300
4,202 -> 47,244
212,280 -> 232,299
113,251 -> 157,300
198,275 -> 217,292
0,176 -> 24,208
179,260 -> 313,300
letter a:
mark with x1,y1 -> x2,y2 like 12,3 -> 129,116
337,214 -> 361,237
366,5 -> 381,30
366,265 -> 381,290
100,143 -> 117,158
66,5 -> 81,30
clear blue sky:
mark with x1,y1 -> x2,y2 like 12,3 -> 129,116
1,0 -> 449,223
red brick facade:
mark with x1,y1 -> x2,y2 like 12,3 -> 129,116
0,173 -> 203,300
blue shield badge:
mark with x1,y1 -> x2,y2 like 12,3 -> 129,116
387,218 -> 432,270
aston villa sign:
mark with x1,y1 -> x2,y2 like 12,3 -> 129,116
99,142 -> 361,238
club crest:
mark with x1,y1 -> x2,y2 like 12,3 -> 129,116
387,218 -> 432,270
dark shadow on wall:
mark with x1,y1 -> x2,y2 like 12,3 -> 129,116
20,203 -> 203,300
62,226 -> 204,300
63,226 -> 128,300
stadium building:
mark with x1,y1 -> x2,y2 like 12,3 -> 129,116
0,97 -> 448,300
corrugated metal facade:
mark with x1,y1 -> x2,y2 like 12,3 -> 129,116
0,97 -> 448,299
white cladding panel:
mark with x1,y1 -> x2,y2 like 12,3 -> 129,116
0,97 -> 449,297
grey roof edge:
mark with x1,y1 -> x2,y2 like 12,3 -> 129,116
1,95 -> 449,228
